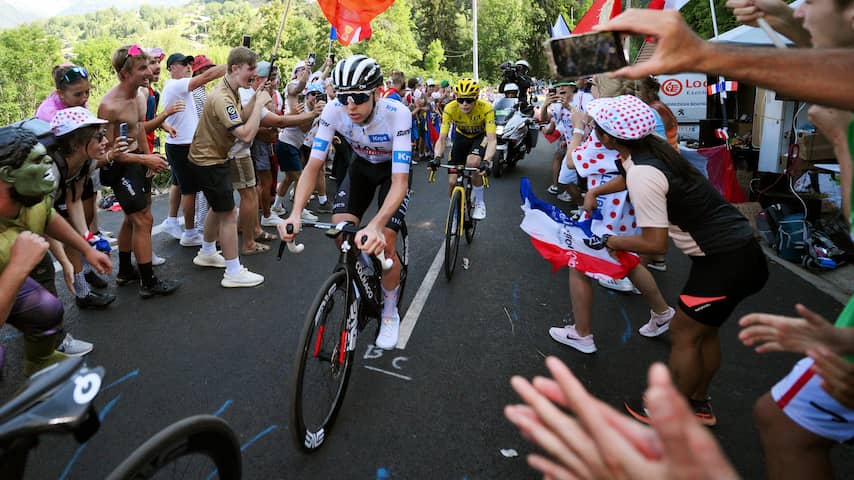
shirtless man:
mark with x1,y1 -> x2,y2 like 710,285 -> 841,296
97,44 -> 180,298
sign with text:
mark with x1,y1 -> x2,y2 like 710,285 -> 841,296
658,74 -> 707,123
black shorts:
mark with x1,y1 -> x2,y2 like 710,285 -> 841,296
165,143 -> 197,194
678,239 -> 768,327
112,163 -> 151,215
187,162 -> 235,213
82,176 -> 95,200
451,133 -> 487,164
332,156 -> 409,232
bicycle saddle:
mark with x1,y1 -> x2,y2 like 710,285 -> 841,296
0,357 -> 102,442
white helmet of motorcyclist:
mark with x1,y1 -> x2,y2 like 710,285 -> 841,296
515,60 -> 531,72
504,83 -> 519,93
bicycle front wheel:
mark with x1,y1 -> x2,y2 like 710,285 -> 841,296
444,190 -> 462,280
290,271 -> 355,452
464,191 -> 477,244
105,415 -> 241,480
397,221 -> 409,305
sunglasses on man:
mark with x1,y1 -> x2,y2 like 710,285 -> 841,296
61,66 -> 89,87
457,97 -> 476,104
337,91 -> 372,105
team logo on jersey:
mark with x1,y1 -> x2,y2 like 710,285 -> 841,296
385,104 -> 398,112
393,151 -> 411,164
396,129 -> 410,137
368,134 -> 390,143
313,138 -> 330,151
319,118 -> 330,127
225,105 -> 239,121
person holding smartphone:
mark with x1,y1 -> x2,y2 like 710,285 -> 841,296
539,81 -> 581,205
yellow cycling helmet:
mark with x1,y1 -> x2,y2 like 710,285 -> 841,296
454,78 -> 480,98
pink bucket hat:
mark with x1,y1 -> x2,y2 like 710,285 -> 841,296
586,95 -> 657,140
50,107 -> 107,137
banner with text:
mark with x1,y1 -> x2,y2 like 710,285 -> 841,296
658,73 -> 707,123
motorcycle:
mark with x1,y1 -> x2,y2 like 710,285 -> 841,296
492,96 -> 535,177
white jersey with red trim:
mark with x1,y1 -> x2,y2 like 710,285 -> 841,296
309,97 -> 412,174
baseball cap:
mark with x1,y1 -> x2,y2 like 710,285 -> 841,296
50,107 -> 107,137
144,47 -> 164,62
440,80 -> 450,88
256,61 -> 271,78
166,53 -> 194,68
192,55 -> 214,71
586,95 -> 657,140
426,78 -> 436,86
292,60 -> 307,77
306,81 -> 324,94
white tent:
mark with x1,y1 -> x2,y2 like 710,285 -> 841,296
710,0 -> 804,45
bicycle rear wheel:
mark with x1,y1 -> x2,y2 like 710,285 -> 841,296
290,271 -> 355,452
444,190 -> 462,280
396,221 -> 409,305
105,415 -> 241,480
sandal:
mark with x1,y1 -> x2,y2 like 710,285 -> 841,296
254,231 -> 276,242
242,243 -> 271,255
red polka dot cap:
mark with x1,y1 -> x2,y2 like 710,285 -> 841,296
586,95 -> 656,141
50,107 -> 107,137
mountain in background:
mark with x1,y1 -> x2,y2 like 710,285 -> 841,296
0,0 -> 189,29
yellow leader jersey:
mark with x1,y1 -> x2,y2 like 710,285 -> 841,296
440,99 -> 496,139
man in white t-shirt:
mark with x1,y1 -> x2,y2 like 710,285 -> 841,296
159,53 -> 225,247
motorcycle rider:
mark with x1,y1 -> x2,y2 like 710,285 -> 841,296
502,83 -> 519,99
499,60 -> 533,114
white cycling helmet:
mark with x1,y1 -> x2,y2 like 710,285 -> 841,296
515,60 -> 531,72
503,83 -> 519,92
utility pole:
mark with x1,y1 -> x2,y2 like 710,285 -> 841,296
472,0 -> 479,82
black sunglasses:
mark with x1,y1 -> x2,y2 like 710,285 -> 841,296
337,91 -> 372,105
457,97 -> 476,104
61,66 -> 89,86
91,130 -> 107,143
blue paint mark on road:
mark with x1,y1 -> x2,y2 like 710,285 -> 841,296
59,395 -> 121,480
376,467 -> 390,479
212,400 -> 233,417
240,424 -> 278,451
102,370 -> 139,392
619,307 -> 632,344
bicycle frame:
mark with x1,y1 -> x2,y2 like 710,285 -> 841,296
429,164 -> 488,237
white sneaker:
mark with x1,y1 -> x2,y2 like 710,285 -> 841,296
270,205 -> 287,216
472,203 -> 486,220
193,251 -> 226,268
261,214 -> 285,226
159,219 -> 183,240
598,277 -> 634,293
221,267 -> 264,288
56,333 -> 93,356
557,191 -> 573,203
549,325 -> 597,354
180,230 -> 203,247
639,307 -> 676,337
547,185 -> 559,195
301,209 -> 319,222
375,313 -> 400,350
152,252 -> 166,266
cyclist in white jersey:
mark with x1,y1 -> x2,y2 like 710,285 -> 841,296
279,55 -> 411,350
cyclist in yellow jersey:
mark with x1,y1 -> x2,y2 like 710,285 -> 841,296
431,78 -> 496,220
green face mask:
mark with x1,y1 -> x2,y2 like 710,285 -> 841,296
1,143 -> 58,199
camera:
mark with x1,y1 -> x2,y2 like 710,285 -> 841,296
307,52 -> 316,66
317,93 -> 327,103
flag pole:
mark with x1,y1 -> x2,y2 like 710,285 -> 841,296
271,0 -> 293,66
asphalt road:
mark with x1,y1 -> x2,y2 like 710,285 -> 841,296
1,136 -> 852,479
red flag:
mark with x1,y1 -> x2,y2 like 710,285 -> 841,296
317,0 -> 392,46
572,0 -> 622,35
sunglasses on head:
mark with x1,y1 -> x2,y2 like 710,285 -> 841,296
337,91 -> 372,105
457,97 -> 476,104
121,44 -> 143,70
61,66 -> 89,87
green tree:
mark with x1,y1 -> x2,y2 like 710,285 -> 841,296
476,0 -> 535,82
424,39 -> 445,72
355,0 -> 421,73
0,25 -> 62,124
681,0 -> 739,39
70,36 -> 122,115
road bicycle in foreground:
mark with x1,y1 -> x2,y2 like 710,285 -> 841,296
280,220 -> 409,452
429,163 -> 489,280
0,357 -> 241,479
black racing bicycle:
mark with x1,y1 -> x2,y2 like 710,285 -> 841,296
0,357 -> 242,479
429,163 -> 488,280
281,220 -> 409,452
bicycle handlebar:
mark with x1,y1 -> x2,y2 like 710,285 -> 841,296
277,221 -> 393,271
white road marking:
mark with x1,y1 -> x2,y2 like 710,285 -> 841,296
396,242 -> 445,349
364,365 -> 412,381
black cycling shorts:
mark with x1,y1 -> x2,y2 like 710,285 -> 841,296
165,143 -> 196,194
678,239 -> 768,327
332,156 -> 409,232
450,133 -> 487,164
112,163 -> 151,215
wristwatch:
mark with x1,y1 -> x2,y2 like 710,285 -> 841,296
602,234 -> 613,248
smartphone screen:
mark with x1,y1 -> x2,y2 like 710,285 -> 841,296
242,35 -> 251,48
548,87 -> 557,94
546,32 -> 627,79
307,52 -> 316,66
118,122 -> 128,139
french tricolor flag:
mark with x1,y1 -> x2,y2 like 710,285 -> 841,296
707,81 -> 738,95
519,178 -> 639,281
